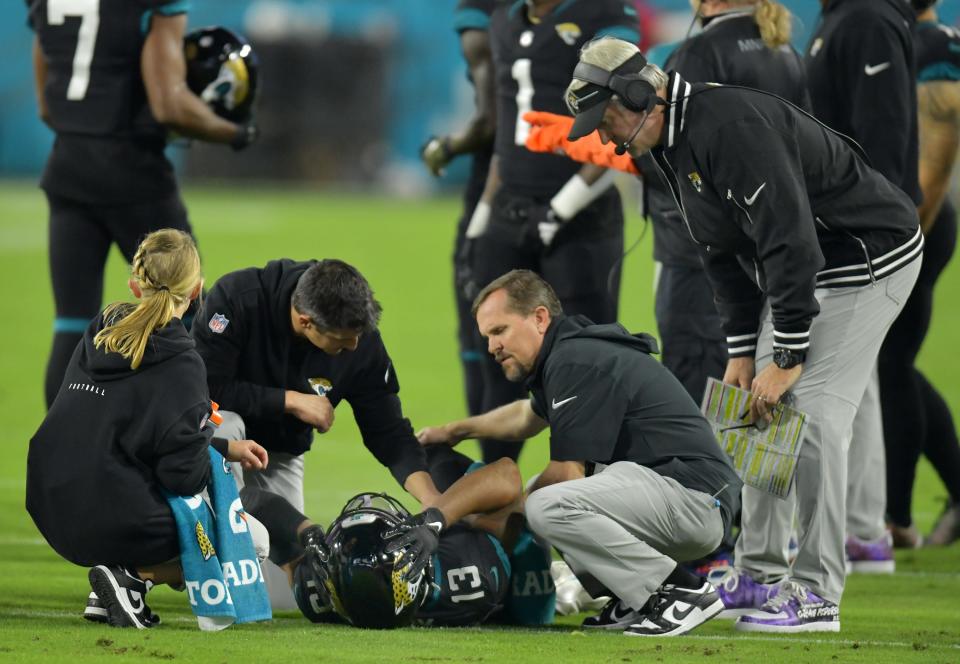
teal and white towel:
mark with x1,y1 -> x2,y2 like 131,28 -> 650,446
164,448 -> 272,631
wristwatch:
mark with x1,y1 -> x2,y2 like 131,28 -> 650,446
773,347 -> 806,369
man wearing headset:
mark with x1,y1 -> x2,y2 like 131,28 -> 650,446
561,37 -> 921,633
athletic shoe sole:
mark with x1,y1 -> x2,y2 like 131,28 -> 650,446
734,618 -> 841,633
82,591 -> 108,623
87,566 -> 148,629
715,607 -> 757,620
623,597 -> 724,637
847,560 -> 895,574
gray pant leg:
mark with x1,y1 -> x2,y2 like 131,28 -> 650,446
735,310 -> 797,584
525,462 -> 723,611
846,368 -> 888,540
737,262 -> 919,604
219,411 -> 304,610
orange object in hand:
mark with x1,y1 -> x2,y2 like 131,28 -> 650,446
523,111 -> 639,175
209,400 -> 223,426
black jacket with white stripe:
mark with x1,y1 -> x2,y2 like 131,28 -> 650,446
648,72 -> 922,357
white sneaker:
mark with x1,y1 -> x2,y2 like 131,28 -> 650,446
551,561 -> 611,616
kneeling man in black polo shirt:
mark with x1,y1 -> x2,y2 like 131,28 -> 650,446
418,269 -> 742,637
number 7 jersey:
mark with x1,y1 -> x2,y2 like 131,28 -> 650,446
26,0 -> 187,139
490,0 -> 640,198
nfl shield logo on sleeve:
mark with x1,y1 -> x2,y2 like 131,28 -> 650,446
208,313 -> 230,334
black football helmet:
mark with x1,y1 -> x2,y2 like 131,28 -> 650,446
324,493 -> 432,629
184,27 -> 259,123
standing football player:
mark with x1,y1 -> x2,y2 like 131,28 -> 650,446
472,0 -> 640,463
27,0 -> 258,408
420,0 -> 497,434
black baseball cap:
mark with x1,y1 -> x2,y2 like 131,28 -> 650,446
565,51 -> 648,141
566,83 -> 616,141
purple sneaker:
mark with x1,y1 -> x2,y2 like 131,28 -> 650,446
845,532 -> 895,574
735,581 -> 840,633
707,567 -> 779,619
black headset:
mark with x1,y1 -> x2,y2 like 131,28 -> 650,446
571,52 -> 663,114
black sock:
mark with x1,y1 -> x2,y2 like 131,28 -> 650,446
239,486 -> 309,565
664,564 -> 703,589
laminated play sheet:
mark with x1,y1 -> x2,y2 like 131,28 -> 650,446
700,378 -> 808,499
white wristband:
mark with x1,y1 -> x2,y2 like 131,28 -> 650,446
549,170 -> 617,221
465,200 -> 491,239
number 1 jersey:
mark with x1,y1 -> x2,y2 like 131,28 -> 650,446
490,0 -> 640,198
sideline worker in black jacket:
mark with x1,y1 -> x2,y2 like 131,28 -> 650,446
191,259 -> 441,604
806,0 -> 921,574
563,37 -> 922,633
27,229 -> 267,629
642,0 -> 809,404
418,270 -> 742,638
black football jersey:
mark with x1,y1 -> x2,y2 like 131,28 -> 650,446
455,0 -> 496,34
27,0 -> 186,139
27,0 -> 186,203
915,19 -> 960,82
454,0 -> 496,221
490,0 -> 640,198
416,524 -> 510,626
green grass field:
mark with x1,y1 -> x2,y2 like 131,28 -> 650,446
1,180 -> 958,662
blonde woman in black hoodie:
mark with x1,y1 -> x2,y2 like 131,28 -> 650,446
27,229 -> 267,628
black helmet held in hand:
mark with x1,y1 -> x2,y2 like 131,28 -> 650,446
184,27 -> 259,123
324,493 -> 432,629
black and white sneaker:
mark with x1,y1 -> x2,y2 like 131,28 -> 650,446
88,566 -> 155,629
83,591 -> 108,623
624,581 -> 723,637
84,591 -> 161,626
581,598 -> 646,630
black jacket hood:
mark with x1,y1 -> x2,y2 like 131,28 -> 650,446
529,314 -> 659,387
78,307 -> 196,382
825,0 -> 914,23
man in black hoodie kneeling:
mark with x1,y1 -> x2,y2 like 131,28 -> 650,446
417,269 -> 742,637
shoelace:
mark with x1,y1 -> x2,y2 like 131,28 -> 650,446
764,581 -> 807,611
708,566 -> 741,593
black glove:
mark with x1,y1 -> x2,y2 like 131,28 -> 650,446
383,507 -> 446,582
231,120 -> 259,151
299,524 -> 330,579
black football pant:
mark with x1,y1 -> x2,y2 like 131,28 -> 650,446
472,189 -> 624,463
44,192 -> 192,407
654,263 -> 727,405
880,200 -> 960,526
453,151 -> 492,420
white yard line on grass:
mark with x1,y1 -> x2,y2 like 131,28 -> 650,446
2,608 -> 958,650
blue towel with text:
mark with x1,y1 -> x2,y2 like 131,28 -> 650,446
163,448 -> 271,630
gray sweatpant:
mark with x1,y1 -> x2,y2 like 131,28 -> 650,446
525,461 -> 724,611
846,369 -> 888,540
219,411 -> 304,611
735,260 -> 920,603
